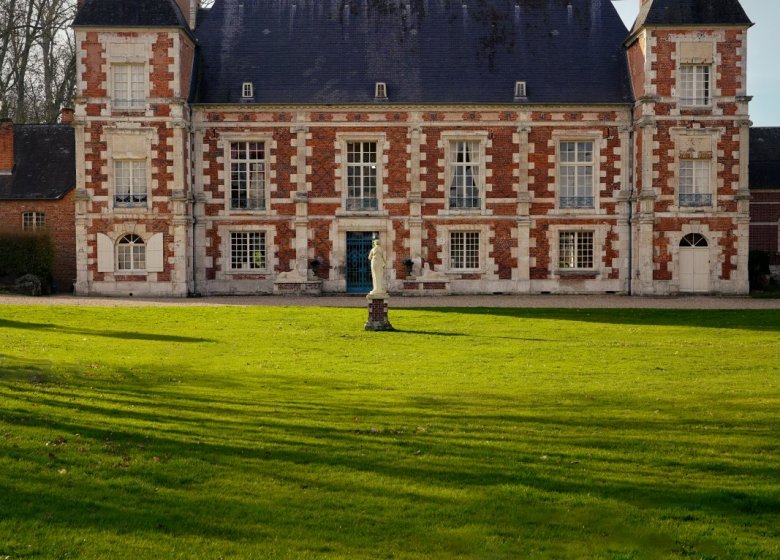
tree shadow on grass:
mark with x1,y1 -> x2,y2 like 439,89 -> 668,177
0,318 -> 214,343
2,360 -> 779,557
408,307 -> 780,333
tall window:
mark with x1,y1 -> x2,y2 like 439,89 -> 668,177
449,141 -> 481,209
112,64 -> 145,109
680,65 -> 710,106
559,231 -> 594,270
346,142 -> 378,211
559,141 -> 594,209
679,159 -> 712,207
231,232 -> 266,271
114,160 -> 147,207
117,234 -> 146,272
230,141 -> 265,210
22,212 -> 45,231
450,231 -> 480,270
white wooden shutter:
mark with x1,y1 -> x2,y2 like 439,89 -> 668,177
146,233 -> 164,272
96,233 -> 114,272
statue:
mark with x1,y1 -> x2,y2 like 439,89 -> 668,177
368,239 -> 387,296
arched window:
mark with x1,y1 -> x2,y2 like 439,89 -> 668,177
116,234 -> 146,272
680,233 -> 708,248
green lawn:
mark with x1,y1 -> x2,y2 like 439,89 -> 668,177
1,305 -> 779,560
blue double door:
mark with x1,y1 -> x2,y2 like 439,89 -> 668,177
345,232 -> 377,293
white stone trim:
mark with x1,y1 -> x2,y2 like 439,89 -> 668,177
215,224 -> 277,279
550,130 -> 604,216
438,131 -> 490,216
435,223 -> 492,275
105,127 -> 155,212
218,132 -> 276,216
547,224 -> 609,279
668,127 -> 722,213
334,132 -> 388,215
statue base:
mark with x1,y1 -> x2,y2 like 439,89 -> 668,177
365,294 -> 394,332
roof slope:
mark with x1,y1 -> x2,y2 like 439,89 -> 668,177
632,0 -> 751,33
192,0 -> 633,105
0,125 -> 76,200
73,0 -> 188,28
750,127 -> 780,190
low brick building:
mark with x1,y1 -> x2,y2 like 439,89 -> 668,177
749,127 -> 780,279
0,118 -> 77,291
69,0 -> 754,297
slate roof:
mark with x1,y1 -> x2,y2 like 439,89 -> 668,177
0,125 -> 76,200
750,128 -> 780,190
73,0 -> 189,28
632,0 -> 751,34
191,0 -> 633,106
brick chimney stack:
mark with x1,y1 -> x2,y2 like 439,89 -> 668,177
61,108 -> 75,124
0,118 -> 13,175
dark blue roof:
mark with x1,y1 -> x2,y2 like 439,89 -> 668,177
192,0 -> 633,105
632,0 -> 751,34
73,0 -> 188,28
0,125 -> 76,200
750,127 -> 780,190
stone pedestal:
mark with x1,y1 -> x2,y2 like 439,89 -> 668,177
365,294 -> 394,331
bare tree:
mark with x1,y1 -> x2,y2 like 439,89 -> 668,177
0,0 -> 76,123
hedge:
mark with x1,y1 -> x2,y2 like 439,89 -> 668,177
0,230 -> 55,288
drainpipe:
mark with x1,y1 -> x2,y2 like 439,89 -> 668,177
627,120 -> 635,296
189,118 -> 198,296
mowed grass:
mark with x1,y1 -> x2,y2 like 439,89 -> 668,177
1,305 -> 779,560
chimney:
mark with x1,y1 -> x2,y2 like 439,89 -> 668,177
0,118 -> 13,175
61,107 -> 75,124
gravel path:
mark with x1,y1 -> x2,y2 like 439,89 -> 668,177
1,293 -> 779,309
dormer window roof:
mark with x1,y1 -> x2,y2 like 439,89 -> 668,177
374,82 -> 388,101
514,81 -> 527,101
242,82 -> 254,100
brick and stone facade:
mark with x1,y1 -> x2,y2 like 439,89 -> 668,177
70,0 -> 754,297
0,120 -> 76,291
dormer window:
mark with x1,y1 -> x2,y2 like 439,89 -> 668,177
242,82 -> 254,99
514,81 -> 527,101
374,82 -> 388,101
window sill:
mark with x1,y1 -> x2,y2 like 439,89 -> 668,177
335,210 -> 389,218
557,269 -> 599,279
226,269 -> 269,275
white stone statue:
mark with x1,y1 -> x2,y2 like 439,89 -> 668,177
368,239 -> 388,297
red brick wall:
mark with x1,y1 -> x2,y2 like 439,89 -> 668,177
750,190 -> 780,266
0,190 -> 76,290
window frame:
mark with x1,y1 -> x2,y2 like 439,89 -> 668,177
116,233 -> 146,274
442,132 -> 488,214
337,133 -> 385,214
678,158 -> 713,208
221,134 -> 273,214
679,64 -> 711,108
449,231 -> 481,272
557,140 -> 596,210
113,158 -> 149,208
229,230 -> 268,273
558,230 -> 595,271
345,140 -> 380,211
22,211 -> 46,231
111,63 -> 146,111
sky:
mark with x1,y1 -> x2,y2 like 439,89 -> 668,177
611,0 -> 779,126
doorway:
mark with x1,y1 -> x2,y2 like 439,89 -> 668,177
679,233 -> 710,293
345,232 -> 377,293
